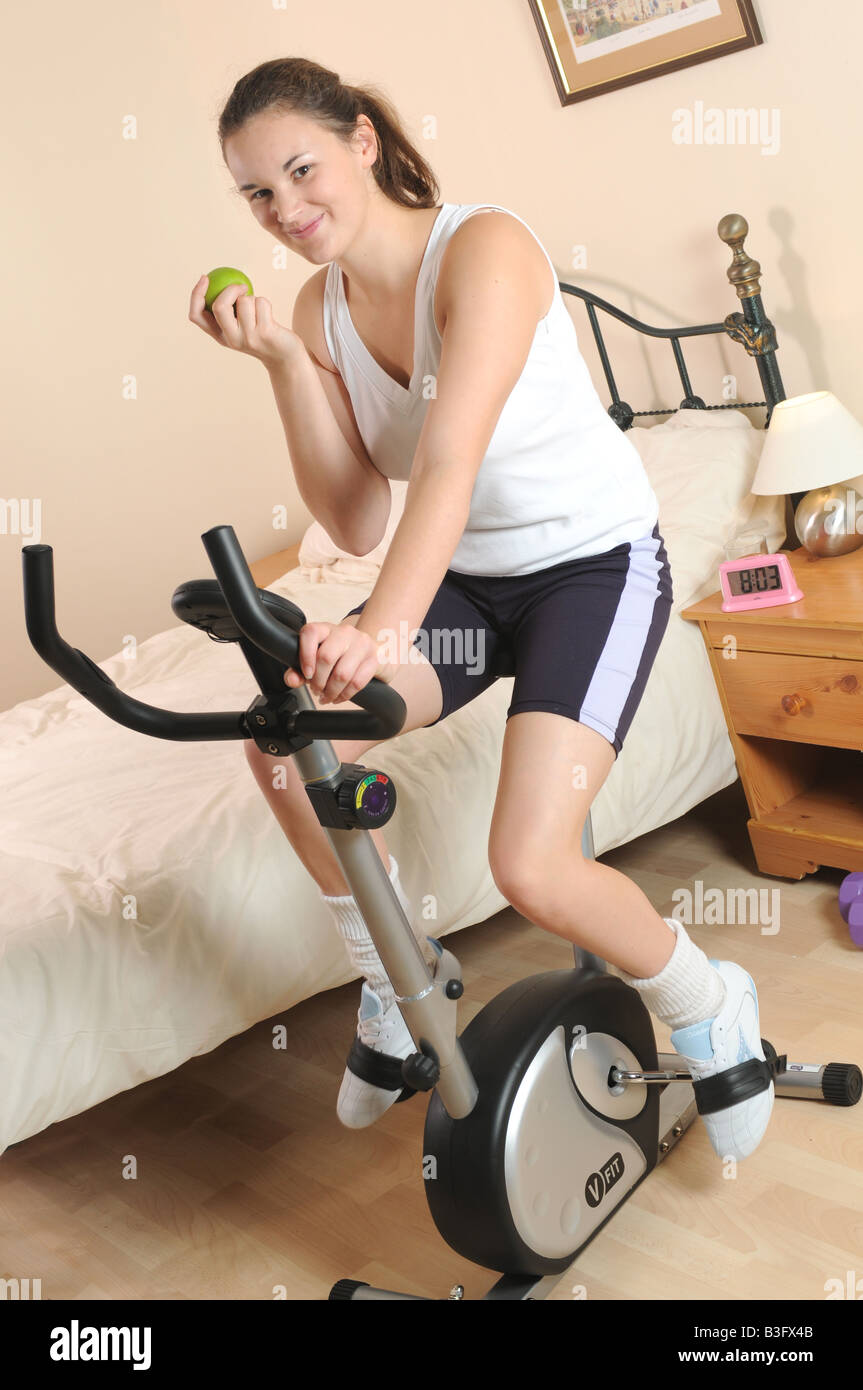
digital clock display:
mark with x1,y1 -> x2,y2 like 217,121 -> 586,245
727,563 -> 782,597
718,551 -> 803,613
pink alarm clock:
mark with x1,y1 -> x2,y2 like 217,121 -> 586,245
718,552 -> 804,613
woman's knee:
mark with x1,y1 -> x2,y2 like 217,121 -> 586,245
488,824 -> 589,916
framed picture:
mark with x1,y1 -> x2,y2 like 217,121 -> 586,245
529,0 -> 764,105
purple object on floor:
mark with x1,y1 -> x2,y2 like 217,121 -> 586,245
848,900 -> 863,948
838,872 -> 863,924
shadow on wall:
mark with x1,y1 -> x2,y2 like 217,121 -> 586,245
766,207 -> 830,396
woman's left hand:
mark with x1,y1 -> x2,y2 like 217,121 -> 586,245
284,620 -> 397,704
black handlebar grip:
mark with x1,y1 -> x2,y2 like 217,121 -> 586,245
22,543 -> 127,698
21,544 -> 248,742
21,535 -> 408,746
201,525 -> 406,742
22,544 -> 60,652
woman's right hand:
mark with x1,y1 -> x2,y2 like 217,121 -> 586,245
188,275 -> 304,369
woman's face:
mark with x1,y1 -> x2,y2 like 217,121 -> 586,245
225,109 -> 377,262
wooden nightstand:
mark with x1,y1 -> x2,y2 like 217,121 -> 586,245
249,540 -> 302,589
680,544 -> 863,880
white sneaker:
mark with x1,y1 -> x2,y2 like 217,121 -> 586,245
336,937 -> 461,1130
670,959 -> 775,1161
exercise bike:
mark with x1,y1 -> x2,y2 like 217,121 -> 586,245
22,527 -> 862,1302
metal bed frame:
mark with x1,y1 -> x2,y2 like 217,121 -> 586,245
560,212 -> 786,434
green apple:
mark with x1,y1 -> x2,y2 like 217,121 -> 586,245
204,267 -> 254,312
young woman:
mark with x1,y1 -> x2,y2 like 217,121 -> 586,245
189,56 -> 773,1158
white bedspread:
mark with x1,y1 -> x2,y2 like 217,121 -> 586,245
0,410 -> 785,1153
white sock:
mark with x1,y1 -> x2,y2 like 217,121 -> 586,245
321,855 -> 433,1011
616,918 -> 727,1030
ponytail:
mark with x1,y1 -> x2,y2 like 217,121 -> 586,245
217,56 -> 440,209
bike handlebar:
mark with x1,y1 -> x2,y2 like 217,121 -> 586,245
200,525 -> 406,739
21,527 -> 407,745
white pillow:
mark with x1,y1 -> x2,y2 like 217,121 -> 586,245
296,408 -> 785,605
626,407 -> 786,610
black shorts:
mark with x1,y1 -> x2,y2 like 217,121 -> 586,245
343,522 -> 673,756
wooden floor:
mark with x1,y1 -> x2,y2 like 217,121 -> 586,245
3,778 -> 862,1302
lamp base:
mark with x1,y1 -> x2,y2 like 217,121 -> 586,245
795,481 -> 863,557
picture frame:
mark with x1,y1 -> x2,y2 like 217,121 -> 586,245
528,0 -> 764,106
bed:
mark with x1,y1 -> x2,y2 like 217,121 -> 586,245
0,213 -> 789,1156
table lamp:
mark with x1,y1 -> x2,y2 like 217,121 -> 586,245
750,391 -> 863,557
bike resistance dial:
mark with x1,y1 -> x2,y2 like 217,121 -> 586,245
337,768 -> 396,827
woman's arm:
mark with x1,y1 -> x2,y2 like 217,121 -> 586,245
267,272 -> 391,556
354,212 -> 553,652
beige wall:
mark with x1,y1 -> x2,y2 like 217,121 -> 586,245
3,0 -> 861,709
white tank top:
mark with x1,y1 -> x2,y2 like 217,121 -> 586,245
322,202 -> 659,576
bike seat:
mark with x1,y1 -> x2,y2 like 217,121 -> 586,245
171,578 -> 307,643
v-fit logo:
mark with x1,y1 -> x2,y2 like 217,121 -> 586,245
585,1152 -> 624,1208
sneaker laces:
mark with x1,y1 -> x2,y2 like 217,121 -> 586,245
355,942 -> 440,1051
357,1009 -> 398,1049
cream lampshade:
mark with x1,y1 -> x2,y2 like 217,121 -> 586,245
751,391 -> 863,556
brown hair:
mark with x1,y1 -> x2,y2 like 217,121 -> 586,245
217,56 -> 440,209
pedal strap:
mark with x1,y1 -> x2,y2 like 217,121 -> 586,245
345,1035 -> 416,1103
692,1055 -> 775,1116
